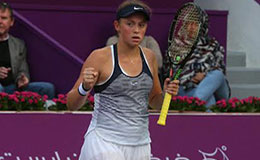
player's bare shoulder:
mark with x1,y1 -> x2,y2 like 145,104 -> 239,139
142,47 -> 157,64
84,46 -> 112,66
141,47 -> 159,76
87,46 -> 111,61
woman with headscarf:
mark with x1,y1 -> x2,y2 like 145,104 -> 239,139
163,3 -> 230,109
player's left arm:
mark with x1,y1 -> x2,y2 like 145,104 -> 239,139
146,48 -> 179,110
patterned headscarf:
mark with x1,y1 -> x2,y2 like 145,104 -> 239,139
162,4 -> 226,91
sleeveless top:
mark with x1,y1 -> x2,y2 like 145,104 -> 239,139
86,44 -> 153,145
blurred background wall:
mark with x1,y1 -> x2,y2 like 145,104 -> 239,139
4,0 -> 228,94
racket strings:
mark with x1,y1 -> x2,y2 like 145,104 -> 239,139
168,5 -> 201,63
178,6 -> 200,22
176,7 -> 200,43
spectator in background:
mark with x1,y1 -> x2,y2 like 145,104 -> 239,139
162,3 -> 230,109
0,2 -> 55,99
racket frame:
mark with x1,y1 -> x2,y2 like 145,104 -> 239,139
157,3 -> 203,126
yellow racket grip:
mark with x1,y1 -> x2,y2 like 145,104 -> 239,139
157,93 -> 172,126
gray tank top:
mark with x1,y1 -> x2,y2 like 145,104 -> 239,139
86,44 -> 153,145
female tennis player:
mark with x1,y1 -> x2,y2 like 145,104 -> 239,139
67,0 -> 179,159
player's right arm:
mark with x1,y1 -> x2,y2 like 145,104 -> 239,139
67,50 -> 100,111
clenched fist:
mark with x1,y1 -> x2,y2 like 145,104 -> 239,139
82,67 -> 99,91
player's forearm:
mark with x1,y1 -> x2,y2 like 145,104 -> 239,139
149,93 -> 164,110
66,88 -> 88,111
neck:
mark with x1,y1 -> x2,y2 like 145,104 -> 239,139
0,34 -> 9,41
117,41 -> 141,65
117,41 -> 139,57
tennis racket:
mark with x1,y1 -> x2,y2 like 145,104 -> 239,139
157,3 -> 203,126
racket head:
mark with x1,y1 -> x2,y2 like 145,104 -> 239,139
167,3 -> 203,65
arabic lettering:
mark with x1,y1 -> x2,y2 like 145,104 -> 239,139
151,154 -> 170,160
0,151 -> 78,160
150,145 -> 229,160
174,153 -> 190,160
198,145 -> 229,160
0,146 -> 229,160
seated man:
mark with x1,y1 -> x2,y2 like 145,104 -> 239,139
162,5 -> 230,109
0,2 -> 55,99
106,35 -> 163,73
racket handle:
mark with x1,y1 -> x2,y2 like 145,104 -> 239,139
157,93 -> 172,126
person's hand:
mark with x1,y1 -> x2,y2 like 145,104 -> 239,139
17,73 -> 29,89
163,78 -> 179,96
82,67 -> 98,91
192,72 -> 205,84
0,67 -> 11,79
